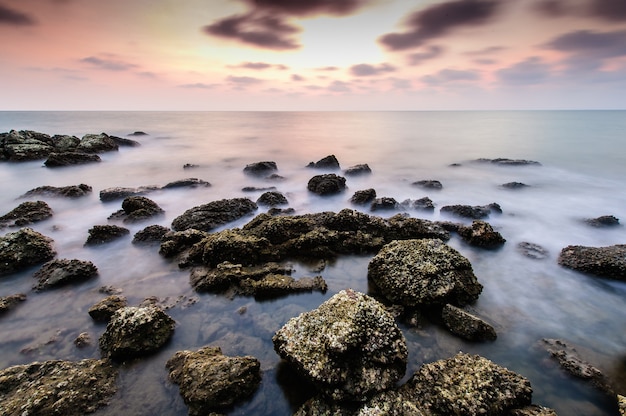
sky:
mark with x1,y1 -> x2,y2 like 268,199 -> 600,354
1,0 -> 626,110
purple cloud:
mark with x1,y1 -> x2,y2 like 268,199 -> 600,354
241,0 -> 373,17
545,30 -> 626,58
588,0 -> 626,21
230,62 -> 289,70
350,63 -> 396,76
0,3 -> 36,26
292,74 -> 305,81
80,56 -> 138,71
421,68 -> 480,85
227,75 -> 264,85
179,83 -> 216,89
379,0 -> 501,51
496,57 -> 552,85
328,80 -> 351,92
408,45 -> 444,65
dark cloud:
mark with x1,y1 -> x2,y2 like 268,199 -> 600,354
532,0 -> 569,17
544,30 -> 626,59
421,68 -> 480,85
203,12 -> 300,50
379,0 -> 501,51
496,57 -> 551,85
408,45 -> 444,65
241,0 -> 372,17
588,0 -> 626,21
0,3 -> 36,26
80,56 -> 138,71
179,83 -> 216,89
350,63 -> 395,76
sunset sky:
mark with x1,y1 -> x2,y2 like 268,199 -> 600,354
1,0 -> 626,110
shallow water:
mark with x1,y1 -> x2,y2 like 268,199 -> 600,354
0,111 -> 625,415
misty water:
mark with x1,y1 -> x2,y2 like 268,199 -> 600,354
0,111 -> 625,415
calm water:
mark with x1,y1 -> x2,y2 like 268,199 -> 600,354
0,111 -> 625,415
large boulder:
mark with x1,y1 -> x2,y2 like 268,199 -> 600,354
99,306 -> 175,360
273,289 -> 408,402
307,154 -> 340,169
20,184 -> 92,198
76,133 -> 119,153
558,244 -> 626,280
166,346 -> 261,415
0,200 -> 53,228
0,358 -> 118,415
307,174 -> 347,195
1,130 -> 54,161
243,161 -> 278,176
171,198 -> 258,231
368,239 -> 482,307
85,224 -> 130,245
350,188 -> 377,205
456,220 -> 506,249
0,228 -> 56,276
44,152 -> 101,167
344,163 -> 371,176
256,191 -> 288,207
115,195 -> 164,223
32,258 -> 98,291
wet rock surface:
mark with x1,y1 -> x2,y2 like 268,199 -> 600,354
162,177 -> 211,189
0,358 -> 118,415
20,183 -> 93,198
584,215 -> 620,227
99,305 -> 175,360
307,154 -> 340,169
0,200 -> 53,228
88,295 -> 128,322
85,224 -> 130,245
350,188 -> 377,205
256,191 -> 289,207
243,161 -> 278,176
0,228 -> 56,276
367,239 -> 482,307
344,163 -> 371,176
558,244 -> 626,280
441,304 -> 497,341
501,182 -> 530,189
440,203 -> 502,219
171,197 -> 258,231
456,219 -> 506,249
400,197 -> 435,212
166,346 -> 261,415
412,179 -> 443,190
474,158 -> 541,166
307,173 -> 347,195
33,258 -> 98,291
0,293 -> 26,314
109,195 -> 165,223
132,224 -> 171,244
274,289 -> 408,402
44,152 -> 102,167
99,185 -> 160,202
517,242 -> 549,260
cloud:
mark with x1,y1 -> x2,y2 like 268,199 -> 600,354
587,0 -> 626,21
226,75 -> 264,85
350,63 -> 396,76
292,74 -> 305,81
532,0 -> 570,17
545,29 -> 626,58
0,3 -> 36,26
80,56 -> 138,71
532,0 -> 626,21
230,62 -> 289,70
240,0 -> 373,17
496,57 -> 552,85
179,83 -> 216,89
328,80 -> 351,92
203,12 -> 300,50
379,0 -> 501,51
388,77 -> 413,89
315,66 -> 339,71
408,45 -> 444,65
421,68 -> 480,85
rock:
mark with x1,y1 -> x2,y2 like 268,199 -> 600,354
400,197 -> 435,212
268,207 -> 296,216
517,242 -> 549,260
619,395 -> 626,416
401,352 -> 533,415
183,163 -> 199,169
88,295 -> 128,322
0,293 -> 27,314
171,198 -> 258,231
457,220 -> 506,249
307,174 -> 347,195
558,244 -> 626,280
118,195 -> 164,223
0,358 -> 118,415
1,130 -> 54,160
239,274 -> 328,298
508,405 -> 559,415
99,306 -> 175,360
133,224 -> 171,245
540,338 -> 614,395
20,184 -> 92,198
84,224 -> 130,246
367,239 -> 482,307
51,134 -> 81,151
441,304 -> 497,341
350,188 -> 377,205
344,164 -> 372,176
256,191 -> 288,207
162,178 -> 211,189
128,131 -> 148,136
584,215 -> 620,227
501,182 -> 529,189
33,258 -> 98,291
0,228 -> 56,276
370,197 -> 399,211
110,135 -> 141,147
76,133 -> 119,153
44,152 -> 101,167
242,186 -> 277,192
243,160 -> 278,176
0,200 -> 53,228
99,185 -> 159,202
273,289 -> 408,402
440,203 -> 502,219
74,332 -> 92,348
412,180 -> 443,190
474,158 -> 541,166
159,229 -> 209,258
191,261 -> 295,292
307,154 -> 340,169
166,346 -> 261,415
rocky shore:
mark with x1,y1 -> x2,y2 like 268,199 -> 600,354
1,130 -> 624,415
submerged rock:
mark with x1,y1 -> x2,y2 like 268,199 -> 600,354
501,182 -> 529,189
162,177 -> 211,189
440,203 -> 502,219
508,405 -> 559,416
76,133 -> 119,153
344,163 -> 372,176
307,154 -> 340,169
584,215 -> 620,227
44,152 -> 101,167
0,358 -> 118,415
20,183 -> 93,198
110,135 -> 141,147
517,242 -> 549,260
367,239 -> 482,307
558,244 -> 626,280
133,224 -> 171,245
171,198 -> 258,231
0,293 -> 27,314
99,306 -> 175,360
166,346 -> 261,415
400,197 -> 435,212
273,289 -> 408,402
99,185 -> 159,202
370,197 -> 399,211
85,224 -> 130,246
474,158 -> 541,166
457,220 -> 506,249
0,228 -> 56,276
88,295 -> 128,322
33,258 -> 98,291
441,304 -> 497,341
412,179 -> 443,190
256,191 -> 288,207
243,161 -> 278,176
116,195 -> 164,223
307,174 -> 347,195
0,200 -> 53,228
350,188 -> 377,205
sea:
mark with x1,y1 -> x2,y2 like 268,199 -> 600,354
0,111 -> 624,415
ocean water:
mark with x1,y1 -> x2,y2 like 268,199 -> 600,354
0,111 -> 624,415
